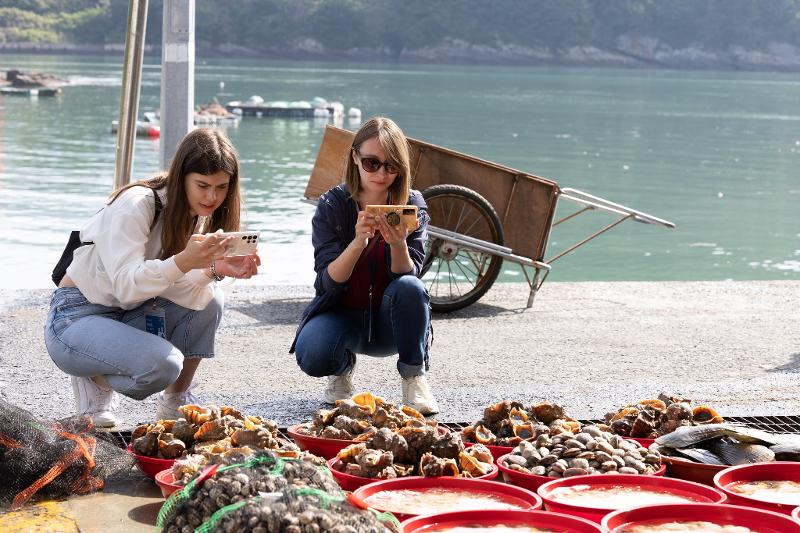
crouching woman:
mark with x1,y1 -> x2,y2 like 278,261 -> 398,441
291,116 -> 439,414
45,129 -> 260,427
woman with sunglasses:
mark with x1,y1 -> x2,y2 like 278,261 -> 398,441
291,116 -> 439,414
44,129 -> 260,427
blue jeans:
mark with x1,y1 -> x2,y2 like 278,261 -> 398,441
44,286 -> 224,400
295,276 -> 431,379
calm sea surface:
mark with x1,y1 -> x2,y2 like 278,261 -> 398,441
1,54 -> 798,289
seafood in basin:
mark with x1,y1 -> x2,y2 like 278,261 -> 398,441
298,391 -> 439,441
605,393 -> 724,439
650,423 -> 800,467
330,428 -> 493,480
461,400 -> 581,447
499,424 -> 662,477
130,403 -> 301,463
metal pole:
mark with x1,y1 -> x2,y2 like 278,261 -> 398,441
159,0 -> 195,169
113,0 -> 149,189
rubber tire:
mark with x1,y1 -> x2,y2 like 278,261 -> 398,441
421,184 -> 505,312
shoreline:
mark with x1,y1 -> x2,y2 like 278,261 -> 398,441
3,280 -> 799,429
3,42 -> 800,73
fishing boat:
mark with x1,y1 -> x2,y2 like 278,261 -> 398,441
226,95 -> 345,118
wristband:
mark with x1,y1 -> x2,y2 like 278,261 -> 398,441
210,261 -> 224,282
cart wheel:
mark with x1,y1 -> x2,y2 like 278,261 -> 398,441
421,184 -> 505,312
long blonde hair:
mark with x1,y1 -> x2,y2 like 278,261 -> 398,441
109,128 -> 241,259
344,116 -> 411,204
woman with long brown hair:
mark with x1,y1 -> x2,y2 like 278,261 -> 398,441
291,116 -> 439,414
44,128 -> 259,427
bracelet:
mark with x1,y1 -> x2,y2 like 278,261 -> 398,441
210,261 -> 224,282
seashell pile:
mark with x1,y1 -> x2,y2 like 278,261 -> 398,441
131,404 -> 300,461
500,425 -> 662,478
461,400 -> 581,447
332,425 -> 493,479
159,452 -> 394,533
299,392 -> 432,440
605,393 -> 724,439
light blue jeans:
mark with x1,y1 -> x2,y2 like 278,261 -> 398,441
44,286 -> 223,400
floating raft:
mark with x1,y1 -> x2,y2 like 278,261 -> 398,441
226,96 -> 344,119
0,86 -> 61,97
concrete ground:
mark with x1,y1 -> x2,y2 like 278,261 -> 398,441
1,280 -> 799,530
3,281 -> 800,426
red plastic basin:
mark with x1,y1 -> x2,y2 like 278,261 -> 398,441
400,509 -> 601,532
328,458 -> 499,492
496,452 -> 666,492
154,468 -> 182,498
536,473 -> 726,524
713,461 -> 800,515
628,437 -> 655,448
463,441 -> 513,461
352,476 -> 540,522
660,455 -> 727,486
603,503 -> 800,533
288,423 -> 449,460
127,445 -> 175,479
286,423 -> 357,459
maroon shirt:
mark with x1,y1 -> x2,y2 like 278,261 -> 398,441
339,236 -> 390,309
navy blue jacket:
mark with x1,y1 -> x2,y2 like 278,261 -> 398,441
290,183 -> 430,352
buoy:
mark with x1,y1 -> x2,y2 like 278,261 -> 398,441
219,81 -> 225,91
147,126 -> 160,138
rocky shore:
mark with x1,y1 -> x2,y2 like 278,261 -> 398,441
3,37 -> 800,71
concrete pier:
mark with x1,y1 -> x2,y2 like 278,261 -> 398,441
3,280 -> 799,426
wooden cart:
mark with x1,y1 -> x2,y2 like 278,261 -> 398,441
304,125 -> 674,312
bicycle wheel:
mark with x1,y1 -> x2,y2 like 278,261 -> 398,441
421,184 -> 505,312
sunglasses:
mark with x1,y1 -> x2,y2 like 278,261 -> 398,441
356,151 -> 399,174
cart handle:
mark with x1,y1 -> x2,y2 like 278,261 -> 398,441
559,187 -> 675,229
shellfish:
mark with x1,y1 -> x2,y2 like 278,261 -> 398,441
420,452 -> 459,477
178,404 -> 215,424
692,405 -> 723,424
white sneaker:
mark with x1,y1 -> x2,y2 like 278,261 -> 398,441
324,363 -> 355,404
402,375 -> 440,415
156,384 -> 199,421
71,376 -> 119,428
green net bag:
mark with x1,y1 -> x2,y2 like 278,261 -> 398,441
195,486 -> 400,533
156,452 -> 343,532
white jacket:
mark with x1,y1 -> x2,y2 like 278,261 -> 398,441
67,186 -> 214,310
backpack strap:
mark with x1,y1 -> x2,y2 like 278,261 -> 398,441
149,188 -> 163,231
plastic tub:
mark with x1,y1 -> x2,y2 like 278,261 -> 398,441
603,503 -> 800,533
713,461 -> 800,515
328,458 -> 499,492
286,423 -> 356,459
536,473 -> 726,523
400,509 -> 601,532
660,455 -> 727,486
628,437 -> 655,448
352,476 -> 540,522
463,441 -> 513,461
496,453 -> 666,492
154,468 -> 182,498
288,423 -> 448,460
127,445 -> 175,479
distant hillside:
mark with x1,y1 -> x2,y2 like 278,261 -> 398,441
2,0 -> 800,70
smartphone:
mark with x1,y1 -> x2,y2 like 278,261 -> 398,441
365,205 -> 418,231
215,231 -> 261,256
